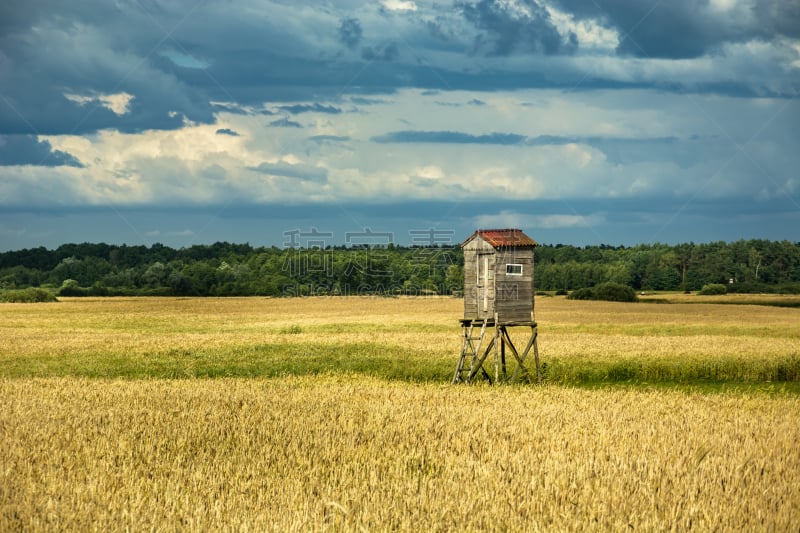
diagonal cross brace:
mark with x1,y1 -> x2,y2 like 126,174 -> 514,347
466,335 -> 496,383
506,326 -> 540,384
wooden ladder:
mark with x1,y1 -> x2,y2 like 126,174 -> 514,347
452,320 -> 493,384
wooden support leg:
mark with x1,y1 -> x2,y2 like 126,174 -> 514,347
493,326 -> 500,384
500,327 -> 507,380
467,335 -> 495,383
532,326 -> 541,385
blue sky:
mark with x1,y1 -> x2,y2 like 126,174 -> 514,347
0,0 -> 798,251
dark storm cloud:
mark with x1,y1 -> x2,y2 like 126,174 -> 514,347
211,102 -> 276,116
349,97 -> 391,105
372,130 -> 527,145
361,42 -> 400,62
338,17 -> 363,50
277,103 -> 342,115
308,135 -> 351,143
553,0 -> 800,58
0,75 -> 212,136
215,128 -> 240,136
434,98 -> 486,107
1,0 -> 795,140
0,135 -> 83,167
269,118 -> 303,128
211,102 -> 248,114
371,129 -> 686,161
248,161 -> 327,182
0,0 -> 216,135
458,0 -> 577,56
370,130 -> 634,146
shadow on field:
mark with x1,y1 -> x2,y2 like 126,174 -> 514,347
5,342 -> 800,394
2,343 -> 451,383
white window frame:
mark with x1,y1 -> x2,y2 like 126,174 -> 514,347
506,263 -> 523,276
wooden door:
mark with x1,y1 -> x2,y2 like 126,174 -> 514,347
477,253 -> 492,316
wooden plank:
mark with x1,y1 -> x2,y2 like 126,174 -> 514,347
497,311 -> 532,319
495,295 -> 533,305
495,301 -> 533,311
533,329 -> 541,384
452,324 -> 472,383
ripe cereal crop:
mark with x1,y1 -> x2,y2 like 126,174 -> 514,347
1,296 -> 798,530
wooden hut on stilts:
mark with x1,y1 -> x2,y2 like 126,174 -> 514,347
453,228 -> 542,384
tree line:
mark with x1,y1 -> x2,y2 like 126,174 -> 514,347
0,239 -> 798,297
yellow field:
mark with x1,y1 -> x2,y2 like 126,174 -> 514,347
1,296 -> 799,530
2,295 -> 798,382
2,295 -> 798,361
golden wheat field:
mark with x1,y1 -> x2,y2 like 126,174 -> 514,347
1,296 -> 799,531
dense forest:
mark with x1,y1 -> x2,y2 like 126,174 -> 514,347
1,239 -> 799,297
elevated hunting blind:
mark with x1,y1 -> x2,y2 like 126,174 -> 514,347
453,229 -> 542,384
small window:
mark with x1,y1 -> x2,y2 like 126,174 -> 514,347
506,264 -> 523,276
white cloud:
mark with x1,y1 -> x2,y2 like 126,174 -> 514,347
382,0 -> 417,11
779,38 -> 800,70
545,4 -> 619,51
64,91 -> 135,115
14,88 -> 790,211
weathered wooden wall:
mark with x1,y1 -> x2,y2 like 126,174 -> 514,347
494,248 -> 534,323
463,238 -> 535,323
463,237 -> 495,320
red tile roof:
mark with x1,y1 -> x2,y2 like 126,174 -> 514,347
462,228 -> 538,248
